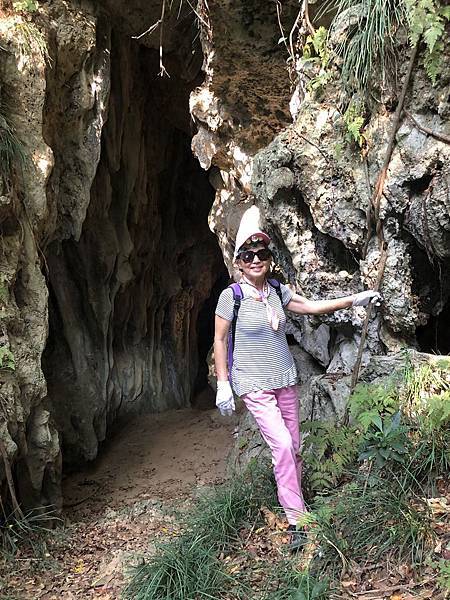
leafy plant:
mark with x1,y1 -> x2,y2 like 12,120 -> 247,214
358,411 -> 410,468
406,394 -> 450,485
302,421 -> 360,491
0,346 -> 15,371
308,472 -> 432,574
402,359 -> 450,416
13,0 -> 38,12
436,558 -> 450,591
405,0 -> 450,84
349,380 -> 399,432
300,26 -> 334,94
343,101 -> 366,147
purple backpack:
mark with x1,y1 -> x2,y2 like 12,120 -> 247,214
227,279 -> 283,383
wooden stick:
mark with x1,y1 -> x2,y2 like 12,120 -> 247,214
347,43 -> 419,407
349,246 -> 388,393
371,43 -> 419,225
405,110 -> 450,145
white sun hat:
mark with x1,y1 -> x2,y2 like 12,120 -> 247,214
233,205 -> 271,261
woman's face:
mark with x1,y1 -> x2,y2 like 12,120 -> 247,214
236,243 -> 272,280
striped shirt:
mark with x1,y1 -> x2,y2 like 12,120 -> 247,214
215,281 -> 297,396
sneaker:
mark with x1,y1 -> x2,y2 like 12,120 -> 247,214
286,524 -> 308,553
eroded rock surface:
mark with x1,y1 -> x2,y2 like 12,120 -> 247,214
0,0 -> 224,507
0,0 -> 449,511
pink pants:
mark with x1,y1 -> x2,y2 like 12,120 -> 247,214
242,385 -> 306,525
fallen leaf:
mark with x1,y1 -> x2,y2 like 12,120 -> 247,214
260,506 -> 285,530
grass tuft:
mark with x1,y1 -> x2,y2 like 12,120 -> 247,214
308,471 -> 433,580
316,0 -> 407,97
124,464 -> 278,600
0,506 -> 60,559
15,21 -> 50,65
0,106 -> 26,181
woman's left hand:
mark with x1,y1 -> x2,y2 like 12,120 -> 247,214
352,290 -> 382,307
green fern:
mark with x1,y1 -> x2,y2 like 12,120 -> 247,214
343,101 -> 366,147
405,0 -> 450,84
300,26 -> 334,94
302,421 -> 360,491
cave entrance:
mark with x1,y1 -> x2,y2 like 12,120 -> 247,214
416,299 -> 450,355
406,231 -> 450,357
42,27 -> 228,467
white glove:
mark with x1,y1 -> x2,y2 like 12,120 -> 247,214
352,290 -> 382,307
216,381 -> 235,416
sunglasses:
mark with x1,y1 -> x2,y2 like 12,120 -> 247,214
238,248 -> 272,264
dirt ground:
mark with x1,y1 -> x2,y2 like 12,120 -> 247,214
0,408 -> 236,599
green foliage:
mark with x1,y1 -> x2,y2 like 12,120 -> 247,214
402,359 -> 450,414
302,421 -> 360,491
349,380 -> 399,432
308,472 -> 432,575
407,403 -> 450,485
12,0 -> 39,12
303,26 -> 329,63
343,101 -> 366,147
317,0 -> 407,97
358,411 -> 410,468
0,346 -> 15,371
399,359 -> 450,484
312,0 -> 449,101
405,0 -> 450,84
436,559 -> 450,591
300,26 -> 334,94
0,107 -> 26,182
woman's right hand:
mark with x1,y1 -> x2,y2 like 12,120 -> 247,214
216,381 -> 235,416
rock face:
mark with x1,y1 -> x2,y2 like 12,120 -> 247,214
0,0 -> 449,510
0,1 -> 225,508
193,2 -> 450,366
188,3 -> 450,471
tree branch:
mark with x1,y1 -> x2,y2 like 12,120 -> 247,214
405,110 -> 450,145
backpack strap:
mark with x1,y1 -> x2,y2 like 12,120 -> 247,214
229,283 -> 243,353
227,283 -> 243,383
267,278 -> 283,304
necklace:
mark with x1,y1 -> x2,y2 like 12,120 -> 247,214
241,276 -> 280,331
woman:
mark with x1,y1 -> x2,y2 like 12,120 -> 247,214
214,206 -> 380,546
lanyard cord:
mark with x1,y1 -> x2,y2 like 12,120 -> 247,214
240,277 -> 279,331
